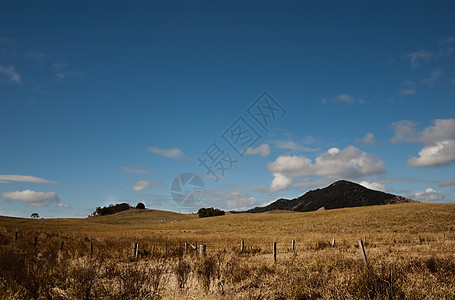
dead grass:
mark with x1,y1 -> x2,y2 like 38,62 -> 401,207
1,203 -> 455,298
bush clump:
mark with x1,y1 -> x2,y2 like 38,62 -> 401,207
197,207 -> 225,218
91,203 -> 132,216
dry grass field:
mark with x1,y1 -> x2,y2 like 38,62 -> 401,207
1,202 -> 454,299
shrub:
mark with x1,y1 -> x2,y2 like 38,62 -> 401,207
136,202 -> 146,209
197,207 -> 225,218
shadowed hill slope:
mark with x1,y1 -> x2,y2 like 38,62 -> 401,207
244,180 -> 415,213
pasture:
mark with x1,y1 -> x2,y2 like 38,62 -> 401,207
1,202 -> 454,299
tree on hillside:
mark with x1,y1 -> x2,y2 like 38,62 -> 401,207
136,202 -> 145,209
31,212 -> 39,219
91,203 -> 132,216
197,207 -> 225,218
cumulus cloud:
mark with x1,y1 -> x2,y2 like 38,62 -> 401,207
391,118 -> 455,167
0,175 -> 56,184
356,132 -> 376,145
3,190 -> 59,206
270,173 -> 293,192
245,144 -> 270,157
0,64 -> 21,83
413,188 -> 444,202
391,119 -> 455,144
408,140 -> 455,167
132,180 -> 163,191
203,190 -> 259,211
267,146 -> 385,191
358,181 -> 387,192
148,147 -> 184,159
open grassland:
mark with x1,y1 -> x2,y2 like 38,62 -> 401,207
1,202 -> 455,299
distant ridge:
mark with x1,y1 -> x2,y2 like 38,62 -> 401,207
244,180 -> 415,213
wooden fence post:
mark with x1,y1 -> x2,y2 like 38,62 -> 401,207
443,233 -> 446,241
132,243 -> 139,259
60,241 -> 64,251
273,242 -> 277,263
332,239 -> 336,247
15,231 -> 18,241
184,243 -> 188,253
165,241 -> 168,259
291,239 -> 295,251
241,240 -> 244,253
195,242 -> 198,256
90,242 -> 93,257
358,240 -> 368,266
200,244 -> 206,256
34,235 -> 38,248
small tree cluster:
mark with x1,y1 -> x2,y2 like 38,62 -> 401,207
91,203 -> 132,216
197,207 -> 225,218
136,202 -> 146,209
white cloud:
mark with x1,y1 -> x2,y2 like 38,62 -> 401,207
356,132 -> 376,145
267,146 -> 385,191
121,166 -> 150,174
203,190 -> 258,211
3,190 -> 59,206
270,173 -> 293,192
419,119 -> 455,144
358,181 -> 387,192
391,119 -> 455,168
58,203 -> 71,208
132,180 -> 163,191
148,147 -> 184,159
245,144 -> 270,157
321,94 -> 364,104
408,140 -> 455,167
0,175 -> 56,184
413,188 -> 444,202
421,69 -> 442,86
0,64 -> 21,83
337,94 -> 355,103
404,49 -> 432,69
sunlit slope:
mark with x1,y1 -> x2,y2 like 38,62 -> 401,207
1,203 -> 454,241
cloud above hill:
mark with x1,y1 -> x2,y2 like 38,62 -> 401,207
267,146 -> 385,191
391,118 -> 455,167
3,190 -> 59,206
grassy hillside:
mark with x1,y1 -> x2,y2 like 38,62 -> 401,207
1,203 -> 455,299
1,203 -> 454,247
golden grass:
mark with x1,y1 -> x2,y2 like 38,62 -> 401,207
1,202 -> 454,299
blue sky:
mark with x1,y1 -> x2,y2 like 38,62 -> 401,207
1,1 -> 455,218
